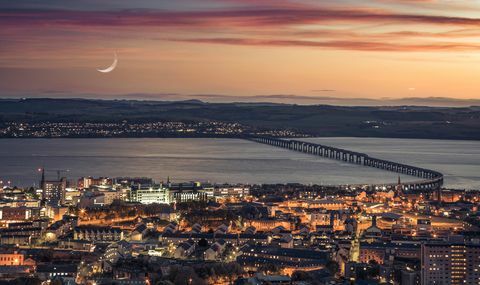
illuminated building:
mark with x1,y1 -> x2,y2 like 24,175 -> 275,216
0,206 -> 32,221
285,199 -> 346,210
210,185 -> 250,199
363,215 -> 383,240
248,218 -> 294,232
0,251 -> 24,266
421,242 -> 480,285
359,242 -> 421,265
78,190 -> 119,208
238,245 -> 328,272
77,176 -> 113,189
41,176 -> 67,206
171,190 -> 207,203
438,190 -> 464,203
416,219 -> 432,237
74,226 -> 124,241
128,184 -> 171,204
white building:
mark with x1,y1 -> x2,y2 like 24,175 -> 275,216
128,184 -> 171,204
214,185 -> 250,198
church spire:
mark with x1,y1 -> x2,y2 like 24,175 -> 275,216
395,175 -> 403,197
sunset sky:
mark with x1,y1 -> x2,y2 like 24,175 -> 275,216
2,0 -> 480,102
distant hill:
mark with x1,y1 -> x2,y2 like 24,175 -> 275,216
0,98 -> 479,140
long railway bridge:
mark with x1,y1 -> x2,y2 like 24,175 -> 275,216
246,136 -> 443,191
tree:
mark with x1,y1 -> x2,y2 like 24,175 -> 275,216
50,279 -> 62,285
172,267 -> 205,285
366,260 -> 380,279
292,270 -> 311,281
0,278 -> 42,285
155,281 -> 174,285
326,260 -> 340,276
198,238 -> 208,247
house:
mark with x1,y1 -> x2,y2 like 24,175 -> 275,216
316,224 -> 334,234
191,223 -> 202,233
74,226 -> 124,241
244,226 -> 257,235
248,219 -> 294,232
157,207 -> 176,221
130,224 -> 148,241
277,234 -> 293,248
0,251 -> 24,266
112,260 -> 147,282
45,215 -> 78,241
174,240 -> 195,259
0,225 -> 43,245
0,265 -> 32,280
163,222 -> 178,234
238,245 -> 328,272
270,226 -> 289,235
58,239 -> 93,251
254,273 -> 291,285
204,239 -> 226,260
359,241 -> 421,265
103,240 -> 133,272
36,263 -> 78,281
215,224 -> 229,235
160,232 -> 271,247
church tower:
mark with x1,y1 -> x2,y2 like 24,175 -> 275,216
395,176 -> 403,196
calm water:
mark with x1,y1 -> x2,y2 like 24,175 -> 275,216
0,138 -> 478,189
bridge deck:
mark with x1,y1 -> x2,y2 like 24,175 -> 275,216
246,136 -> 443,191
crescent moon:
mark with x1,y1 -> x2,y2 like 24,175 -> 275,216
97,52 -> 118,73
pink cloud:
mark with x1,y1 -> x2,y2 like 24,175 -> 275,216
2,7 -> 480,28
2,5 -> 480,55
172,37 -> 480,51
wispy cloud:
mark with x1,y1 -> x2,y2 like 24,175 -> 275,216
172,37 -> 480,52
2,0 -> 480,99
311,89 -> 336,92
2,7 -> 480,28
2,5 -> 480,54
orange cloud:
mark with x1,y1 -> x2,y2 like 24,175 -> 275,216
173,37 -> 480,52
2,7 -> 480,28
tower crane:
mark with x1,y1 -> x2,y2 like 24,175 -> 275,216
38,168 -> 70,180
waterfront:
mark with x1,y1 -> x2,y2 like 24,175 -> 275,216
0,137 -> 478,189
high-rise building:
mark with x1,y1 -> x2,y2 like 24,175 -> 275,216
421,242 -> 480,285
42,176 -> 67,206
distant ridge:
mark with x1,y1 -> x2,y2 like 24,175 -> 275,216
0,98 -> 479,140
1,92 -> 479,107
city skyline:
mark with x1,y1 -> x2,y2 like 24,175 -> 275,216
2,0 -> 480,102
1,2 -> 480,284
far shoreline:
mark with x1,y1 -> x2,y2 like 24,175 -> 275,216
0,135 -> 479,142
